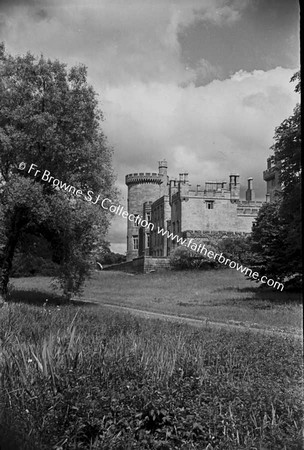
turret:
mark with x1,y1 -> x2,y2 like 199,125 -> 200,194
125,163 -> 169,261
158,159 -> 168,176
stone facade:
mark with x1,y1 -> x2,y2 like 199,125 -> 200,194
126,160 -> 265,261
150,195 -> 171,257
103,256 -> 171,273
263,156 -> 281,202
125,161 -> 168,261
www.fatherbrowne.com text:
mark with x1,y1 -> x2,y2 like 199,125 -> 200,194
157,227 -> 284,291
18,162 -> 284,291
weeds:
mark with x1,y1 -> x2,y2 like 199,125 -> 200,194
0,303 -> 302,449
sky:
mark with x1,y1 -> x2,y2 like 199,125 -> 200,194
0,0 -> 300,253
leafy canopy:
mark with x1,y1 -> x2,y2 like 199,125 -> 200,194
249,71 -> 301,288
0,43 -> 116,300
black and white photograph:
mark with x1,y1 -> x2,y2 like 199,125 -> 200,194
0,0 -> 302,449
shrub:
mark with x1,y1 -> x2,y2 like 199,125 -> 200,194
11,252 -> 59,277
170,246 -> 218,270
10,234 -> 59,277
218,235 -> 252,263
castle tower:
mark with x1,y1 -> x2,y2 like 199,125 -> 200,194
263,156 -> 281,201
125,160 -> 168,261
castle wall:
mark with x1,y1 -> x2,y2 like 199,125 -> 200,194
181,196 -> 258,234
103,256 -> 170,273
263,156 -> 281,202
125,160 -> 265,263
150,195 -> 171,256
126,164 -> 169,261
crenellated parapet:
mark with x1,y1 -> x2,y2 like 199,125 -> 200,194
125,173 -> 165,185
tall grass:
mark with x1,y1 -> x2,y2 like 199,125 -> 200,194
0,303 -> 302,449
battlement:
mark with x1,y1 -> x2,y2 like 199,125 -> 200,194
126,173 -> 165,185
126,160 -> 264,261
238,200 -> 263,206
237,206 -> 260,216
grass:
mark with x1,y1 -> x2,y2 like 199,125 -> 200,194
10,269 -> 303,334
0,302 -> 303,450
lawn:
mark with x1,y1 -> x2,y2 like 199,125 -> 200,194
0,302 -> 302,449
9,269 -> 303,335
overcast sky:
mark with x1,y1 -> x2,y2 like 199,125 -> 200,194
0,0 -> 300,253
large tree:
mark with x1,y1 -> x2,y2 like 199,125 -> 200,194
249,72 -> 301,288
0,43 -> 116,302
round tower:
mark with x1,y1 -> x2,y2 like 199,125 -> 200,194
125,161 -> 168,261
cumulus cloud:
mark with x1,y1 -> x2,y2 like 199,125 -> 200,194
104,66 -> 299,251
192,0 -> 251,26
192,58 -> 224,86
0,0 -> 250,85
103,66 -> 298,188
0,0 -> 299,253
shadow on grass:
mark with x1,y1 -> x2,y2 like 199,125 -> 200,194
214,285 -> 302,304
7,289 -> 97,308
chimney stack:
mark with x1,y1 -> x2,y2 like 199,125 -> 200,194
246,177 -> 255,202
229,174 -> 240,200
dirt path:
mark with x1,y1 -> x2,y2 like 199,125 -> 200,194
78,297 -> 302,340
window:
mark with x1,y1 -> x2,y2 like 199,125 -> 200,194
134,215 -> 140,226
206,201 -> 214,210
132,235 -> 139,250
146,212 -> 151,222
147,234 -> 150,248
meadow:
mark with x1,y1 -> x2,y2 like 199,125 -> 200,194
9,269 -> 303,335
0,270 -> 302,449
0,302 -> 302,450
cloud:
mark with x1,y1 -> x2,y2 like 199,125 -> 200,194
0,0 -> 250,85
103,66 -> 299,250
192,58 -> 224,86
0,0 -> 299,252
103,66 -> 298,194
192,0 -> 251,26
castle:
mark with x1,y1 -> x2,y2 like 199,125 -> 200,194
125,160 -> 273,262
263,155 -> 281,202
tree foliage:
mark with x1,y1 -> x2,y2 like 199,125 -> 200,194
249,72 -> 301,288
97,245 -> 126,266
170,243 -> 220,270
218,236 -> 252,263
0,43 -> 116,301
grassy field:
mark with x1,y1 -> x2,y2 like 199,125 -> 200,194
9,269 -> 303,334
0,302 -> 302,450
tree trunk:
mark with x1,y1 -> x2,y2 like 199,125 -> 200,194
0,210 -> 23,301
0,231 -> 20,300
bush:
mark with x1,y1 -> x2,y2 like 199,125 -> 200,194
170,246 -> 218,270
11,252 -> 59,277
10,234 -> 59,277
218,235 -> 252,264
170,236 -> 255,271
